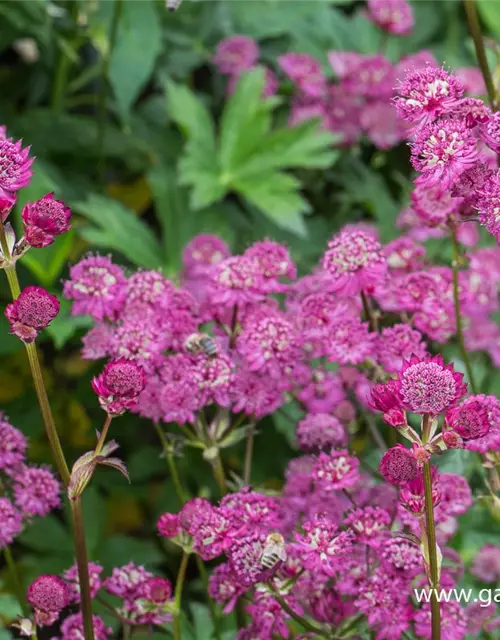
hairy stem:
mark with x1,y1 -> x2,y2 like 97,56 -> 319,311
464,0 -> 496,107
243,422 -> 256,485
173,552 -> 189,640
423,461 -> 441,640
3,547 -> 28,615
95,414 -> 113,456
450,230 -> 478,394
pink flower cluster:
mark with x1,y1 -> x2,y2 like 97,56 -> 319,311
0,414 -> 61,550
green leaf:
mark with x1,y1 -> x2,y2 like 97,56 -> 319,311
166,80 -> 216,152
109,0 -> 162,118
0,594 -> 22,620
273,401 -> 302,446
75,194 -> 162,268
20,516 -> 73,553
21,231 -> 75,288
97,535 -> 163,573
477,0 -> 500,36
46,299 -> 92,349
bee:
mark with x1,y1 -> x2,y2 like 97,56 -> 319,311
260,532 -> 287,570
184,333 -> 218,358
166,0 -> 183,12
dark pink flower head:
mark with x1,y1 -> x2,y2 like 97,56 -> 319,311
208,563 -> 246,614
322,229 -> 387,295
395,67 -> 464,125
182,234 -> 230,278
278,53 -> 326,98
0,137 -> 33,192
313,449 -> 360,490
92,358 -> 146,415
64,254 -> 127,321
367,0 -> 414,35
400,467 -> 440,515
0,188 -> 16,222
296,413 -> 346,451
142,577 -> 172,605
244,239 -> 296,290
474,170 -> 500,243
396,354 -> 467,415
213,36 -> 259,75
451,162 -> 493,204
376,324 -> 428,373
411,183 -> 460,227
13,466 -> 61,517
209,255 -> 264,306
345,506 -> 391,547
410,118 -> 479,191
192,351 -> 234,408
27,575 -> 70,613
481,111 -> 500,153
5,286 -> 59,343
384,236 -> 426,272
21,193 -> 71,248
445,397 -> 490,441
370,380 -> 406,427
0,415 -> 27,473
157,512 -> 181,538
379,445 -> 418,486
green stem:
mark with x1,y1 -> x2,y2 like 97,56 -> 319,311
95,414 -> 113,456
423,461 -> 441,640
464,0 -> 496,107
97,0 -> 124,183
360,290 -> 377,332
3,547 -> 28,615
243,422 -> 255,485
51,0 -> 80,112
268,584 -> 328,637
450,230 -> 478,394
70,499 -> 96,640
213,454 -> 227,496
173,552 -> 189,640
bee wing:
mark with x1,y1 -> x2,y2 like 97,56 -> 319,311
278,547 -> 288,562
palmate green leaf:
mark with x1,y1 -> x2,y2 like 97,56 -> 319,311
108,0 -> 162,118
166,80 -> 216,153
477,0 -> 500,37
75,194 -> 162,268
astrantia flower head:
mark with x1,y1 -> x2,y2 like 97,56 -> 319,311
182,234 -> 230,278
0,497 -> 22,547
92,358 -> 146,415
470,544 -> 500,583
345,506 -> 391,547
411,183 -> 460,227
367,0 -> 414,34
379,445 -> 418,486
296,413 -> 346,451
13,466 -> 61,517
369,379 -> 406,427
0,137 -> 33,192
278,53 -> 326,97
481,111 -> 500,153
381,537 -> 423,575
0,416 -> 27,473
59,613 -> 111,640
209,255 -> 264,306
157,512 -> 181,538
414,600 -> 468,640
395,67 -> 464,125
474,170 -> 500,242
451,162 -> 493,203
397,354 -> 467,415
192,352 -> 234,408
64,255 -> 127,321
384,236 -> 426,272
313,449 -> 360,490
400,467 -> 440,514
410,118 -> 479,190
141,577 -> 172,605
244,239 -> 296,290
64,562 -> 103,603
208,563 -> 246,614
322,229 -> 387,295
5,285 -> 59,343
445,397 -> 490,441
376,324 -> 428,373
228,530 -> 277,587
231,368 -> 283,418
213,36 -> 259,76
21,193 -> 71,248
27,575 -> 69,613
104,563 -> 153,599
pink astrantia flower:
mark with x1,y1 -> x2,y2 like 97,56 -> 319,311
104,563 -> 153,599
0,497 -> 22,548
59,613 -> 112,640
480,111 -> 500,153
465,394 -> 500,453
208,563 -> 246,614
5,286 -> 59,343
345,506 -> 391,547
376,323 -> 428,373
410,118 -> 479,190
64,255 -> 127,321
213,36 -> 259,76
228,530 -> 277,587
327,317 -> 376,365
209,255 -> 264,306
64,562 -> 103,603
451,162 -> 493,204
367,0 -> 414,35
444,397 -> 490,441
231,368 -> 284,418
296,413 -> 347,451
278,53 -> 326,98
322,229 -> 387,295
474,170 -> 500,242
324,87 -> 363,145
381,537 -> 423,576
396,354 -> 467,415
13,466 -> 61,517
313,449 -> 360,490
244,239 -> 296,291
400,467 -> 440,515
92,358 -> 146,415
157,512 -> 181,538
27,575 -> 70,613
182,234 -> 230,278
0,137 -> 33,192
470,544 -> 500,583
370,379 -> 406,427
81,324 -> 113,360
292,514 -> 353,577
411,183 -> 460,227
341,55 -> 395,98
21,193 -> 71,248
0,416 -> 27,473
192,352 -> 234,407
379,445 -> 418,486
360,101 -> 409,149
384,236 -> 426,272
395,67 -> 464,125
414,601 -> 468,640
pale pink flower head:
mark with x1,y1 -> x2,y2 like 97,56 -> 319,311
410,118 -> 479,190
14,466 -> 61,517
395,67 -> 464,125
5,285 -> 59,343
414,601 -> 468,640
104,562 -> 152,599
191,352 -> 234,408
444,396 -> 490,441
27,575 -> 70,613
0,497 -> 22,547
21,193 -> 71,248
0,137 -> 33,192
470,544 -> 500,583
322,229 -> 387,295
474,170 -> 500,242
209,255 -> 264,305
244,239 -> 296,291
367,0 -> 414,35
0,416 -> 27,473
313,449 -> 360,490
384,236 -> 425,272
92,358 -> 146,415
481,111 -> 500,153
456,67 -> 486,96
411,183 -> 460,227
296,413 -> 347,451
213,36 -> 259,75
324,86 -> 363,145
64,254 -> 127,320
380,445 -> 418,486
376,324 -> 428,373
59,613 -> 111,640
342,55 -> 395,98
278,53 -> 326,98
182,234 -> 230,278
208,563 -> 246,614
360,100 -> 409,149
81,324 -> 113,360
396,354 -> 467,415
64,561 -> 103,603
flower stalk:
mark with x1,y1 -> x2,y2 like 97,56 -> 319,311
464,0 -> 496,108
423,461 -> 441,640
3,546 -> 28,615
173,552 -> 189,640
